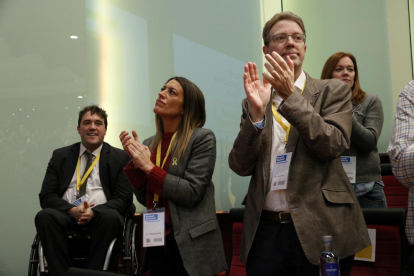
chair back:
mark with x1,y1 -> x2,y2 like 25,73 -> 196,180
351,208 -> 409,276
381,163 -> 409,209
227,208 -> 246,276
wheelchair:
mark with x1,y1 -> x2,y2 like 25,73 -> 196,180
28,208 -> 138,275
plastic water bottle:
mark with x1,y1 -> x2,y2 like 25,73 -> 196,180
319,235 -> 340,276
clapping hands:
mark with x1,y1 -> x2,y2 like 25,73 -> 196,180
119,130 -> 154,174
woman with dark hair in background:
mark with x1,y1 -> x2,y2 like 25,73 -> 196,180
120,77 -> 227,276
321,52 -> 387,208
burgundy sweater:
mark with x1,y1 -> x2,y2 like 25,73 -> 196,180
123,132 -> 174,235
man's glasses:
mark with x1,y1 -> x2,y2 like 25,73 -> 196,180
270,33 -> 306,44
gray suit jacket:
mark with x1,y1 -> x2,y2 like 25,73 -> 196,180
136,128 -> 227,276
229,74 -> 370,265
343,93 -> 384,183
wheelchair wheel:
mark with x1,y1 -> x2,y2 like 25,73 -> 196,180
123,218 -> 138,274
28,234 -> 48,276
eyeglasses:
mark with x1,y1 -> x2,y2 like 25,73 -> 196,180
270,33 -> 306,44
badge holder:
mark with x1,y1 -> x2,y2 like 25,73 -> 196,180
341,156 -> 356,183
142,197 -> 165,247
72,195 -> 86,206
271,152 -> 292,190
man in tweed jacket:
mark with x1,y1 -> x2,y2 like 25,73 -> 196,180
229,11 -> 370,276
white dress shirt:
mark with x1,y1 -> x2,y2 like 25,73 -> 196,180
62,143 -> 107,206
263,70 -> 306,212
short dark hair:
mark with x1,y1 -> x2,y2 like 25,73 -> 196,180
78,105 -> 108,128
262,11 -> 306,46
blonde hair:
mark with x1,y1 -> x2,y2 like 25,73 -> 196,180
149,77 -> 206,159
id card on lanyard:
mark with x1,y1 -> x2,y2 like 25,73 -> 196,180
143,132 -> 177,247
269,81 -> 305,190
341,156 -> 356,183
143,208 -> 165,247
71,196 -> 86,206
271,152 -> 292,190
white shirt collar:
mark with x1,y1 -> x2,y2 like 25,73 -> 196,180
79,143 -> 103,157
295,70 -> 306,90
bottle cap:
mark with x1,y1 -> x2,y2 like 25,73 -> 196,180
322,235 -> 333,243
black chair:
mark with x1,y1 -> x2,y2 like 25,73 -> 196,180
28,206 -> 138,276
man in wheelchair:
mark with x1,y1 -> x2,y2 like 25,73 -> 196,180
34,105 -> 133,276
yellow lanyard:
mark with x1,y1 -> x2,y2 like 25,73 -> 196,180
153,132 -> 177,203
76,152 -> 100,191
272,80 -> 306,142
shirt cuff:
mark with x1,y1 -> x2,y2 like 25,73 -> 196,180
123,161 -> 147,190
148,166 -> 168,195
253,117 -> 265,129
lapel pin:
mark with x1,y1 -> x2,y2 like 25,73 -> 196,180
172,157 -> 178,166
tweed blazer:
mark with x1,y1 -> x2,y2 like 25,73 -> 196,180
135,128 -> 227,276
39,142 -> 133,216
229,74 -> 371,265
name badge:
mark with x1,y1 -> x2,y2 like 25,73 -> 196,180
341,156 -> 356,183
143,208 -> 165,247
71,196 -> 86,206
271,152 -> 292,190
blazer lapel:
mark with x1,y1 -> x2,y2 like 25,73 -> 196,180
99,143 -> 110,196
60,143 -> 80,194
301,73 -> 319,107
167,153 -> 179,176
262,91 -> 274,193
166,133 -> 190,235
286,74 -> 319,152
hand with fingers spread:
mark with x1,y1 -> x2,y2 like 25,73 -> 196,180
262,51 -> 296,101
243,62 -> 272,122
120,130 -> 154,174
